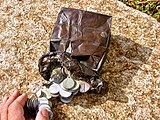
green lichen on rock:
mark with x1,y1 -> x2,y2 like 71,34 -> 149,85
119,0 -> 160,22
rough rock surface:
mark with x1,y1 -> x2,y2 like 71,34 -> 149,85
0,0 -> 159,119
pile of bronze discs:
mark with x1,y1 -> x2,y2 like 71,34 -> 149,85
59,76 -> 80,103
36,75 -> 91,103
26,97 -> 53,120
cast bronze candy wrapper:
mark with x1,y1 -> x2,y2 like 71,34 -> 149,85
26,7 -> 112,120
39,7 -> 112,93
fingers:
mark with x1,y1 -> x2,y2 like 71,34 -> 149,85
0,96 -> 9,109
14,93 -> 28,107
0,90 -> 29,120
0,96 -> 9,120
35,109 -> 49,120
1,90 -> 20,120
5,90 -> 20,106
0,96 -> 9,113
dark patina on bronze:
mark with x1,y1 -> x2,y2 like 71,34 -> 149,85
38,7 -> 112,93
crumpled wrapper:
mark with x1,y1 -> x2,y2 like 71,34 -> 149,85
50,7 -> 112,72
39,7 -> 112,92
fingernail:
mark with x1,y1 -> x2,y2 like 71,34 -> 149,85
2,96 -> 8,102
21,93 -> 27,97
41,109 -> 49,118
12,90 -> 19,95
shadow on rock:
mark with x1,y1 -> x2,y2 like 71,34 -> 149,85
67,34 -> 152,109
101,35 -> 152,103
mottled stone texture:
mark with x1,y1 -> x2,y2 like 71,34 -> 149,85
0,0 -> 159,120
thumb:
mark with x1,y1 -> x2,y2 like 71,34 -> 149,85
35,109 -> 49,120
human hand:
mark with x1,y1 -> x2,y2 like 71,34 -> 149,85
0,90 -> 27,120
0,90 -> 49,120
